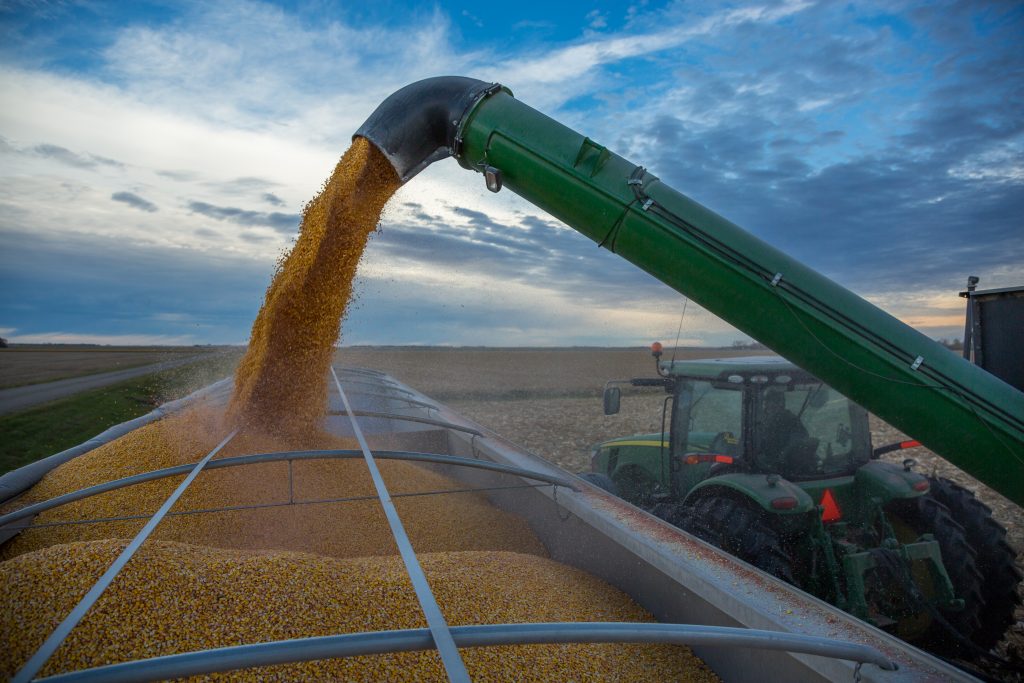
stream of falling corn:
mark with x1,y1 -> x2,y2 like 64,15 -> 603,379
228,137 -> 401,434
0,140 -> 717,681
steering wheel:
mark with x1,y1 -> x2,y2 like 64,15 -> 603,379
782,437 -> 820,475
709,431 -> 738,457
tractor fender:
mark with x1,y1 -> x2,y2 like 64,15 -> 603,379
855,460 -> 929,501
683,473 -> 815,515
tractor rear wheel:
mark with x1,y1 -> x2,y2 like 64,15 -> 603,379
927,477 -> 1022,650
676,495 -> 796,584
887,496 -> 985,653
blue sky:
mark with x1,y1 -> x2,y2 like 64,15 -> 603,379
0,0 -> 1021,347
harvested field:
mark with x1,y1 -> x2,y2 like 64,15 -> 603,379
334,346 -> 761,400
0,346 -> 223,389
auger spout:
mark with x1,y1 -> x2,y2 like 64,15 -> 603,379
354,76 -> 503,183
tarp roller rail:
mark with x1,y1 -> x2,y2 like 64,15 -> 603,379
0,448 -> 577,529
330,366 -> 471,682
35,622 -> 897,682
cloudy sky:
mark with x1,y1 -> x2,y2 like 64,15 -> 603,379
0,1 -> 1020,347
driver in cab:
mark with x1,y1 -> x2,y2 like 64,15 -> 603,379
761,389 -> 812,474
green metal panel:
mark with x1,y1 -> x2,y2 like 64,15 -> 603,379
456,90 -> 1024,505
685,473 -> 816,515
852,461 -> 929,503
662,357 -> 805,379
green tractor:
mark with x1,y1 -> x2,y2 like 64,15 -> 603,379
584,347 -> 1021,655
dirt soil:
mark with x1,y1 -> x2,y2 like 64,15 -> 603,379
0,346 -> 219,389
336,345 -> 1023,678
335,346 -> 760,399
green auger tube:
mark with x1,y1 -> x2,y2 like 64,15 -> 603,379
355,77 -> 1024,505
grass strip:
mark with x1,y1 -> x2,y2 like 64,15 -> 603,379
0,352 -> 242,475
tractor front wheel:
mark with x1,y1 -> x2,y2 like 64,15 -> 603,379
577,472 -> 620,496
675,495 -> 796,584
926,477 -> 1022,650
613,467 -> 664,508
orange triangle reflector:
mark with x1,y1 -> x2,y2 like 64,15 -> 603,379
820,488 -> 842,523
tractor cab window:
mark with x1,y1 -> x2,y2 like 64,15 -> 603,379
755,383 -> 870,478
672,380 -> 743,459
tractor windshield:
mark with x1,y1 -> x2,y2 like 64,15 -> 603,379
672,380 -> 743,458
754,382 -> 870,478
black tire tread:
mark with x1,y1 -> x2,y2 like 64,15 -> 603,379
676,495 -> 796,584
927,476 -> 1022,649
894,495 -> 986,652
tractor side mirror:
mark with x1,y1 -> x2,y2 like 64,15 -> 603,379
603,386 -> 621,415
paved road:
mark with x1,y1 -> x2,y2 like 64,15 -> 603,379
0,355 -> 204,416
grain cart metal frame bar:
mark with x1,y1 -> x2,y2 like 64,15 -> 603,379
355,76 -> 1024,505
0,449 -> 578,529
332,378 -> 419,396
7,483 -> 551,533
340,389 -> 439,411
12,429 -> 240,683
326,409 -> 484,436
330,367 -> 471,682
35,622 -> 896,683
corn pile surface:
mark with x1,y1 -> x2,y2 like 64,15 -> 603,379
228,137 -> 400,433
1,540 -> 717,681
0,407 -> 544,561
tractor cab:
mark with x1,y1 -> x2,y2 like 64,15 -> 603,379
669,357 -> 873,484
591,356 -> 873,505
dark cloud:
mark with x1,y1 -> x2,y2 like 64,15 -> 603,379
187,200 -> 299,234
611,1 -> 1024,298
374,210 -> 664,308
262,192 -> 285,206
518,216 -> 562,233
0,229 -> 268,344
194,227 -> 219,238
111,191 -> 157,213
413,211 -> 441,224
33,143 -> 122,169
452,206 -> 501,228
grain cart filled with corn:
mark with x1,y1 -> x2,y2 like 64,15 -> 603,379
352,77 -> 1024,665
2,75 -> 1021,683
